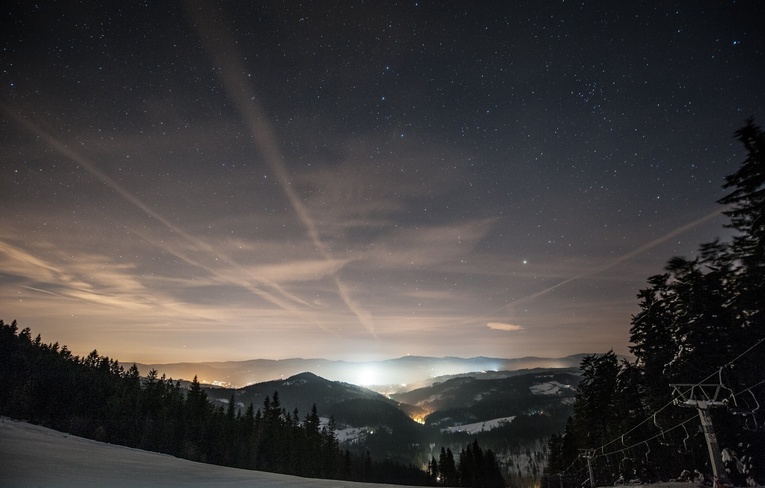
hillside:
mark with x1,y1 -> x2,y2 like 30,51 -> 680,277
206,372 -> 397,417
0,417 -> 418,488
195,368 -> 580,474
0,417 -> 697,488
391,369 -> 579,426
0,318 -> 585,485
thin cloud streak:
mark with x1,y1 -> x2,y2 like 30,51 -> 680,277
4,238 -> 293,335
186,1 -> 378,338
2,106 -> 308,313
504,208 -> 725,308
21,286 -> 68,298
124,224 -> 311,310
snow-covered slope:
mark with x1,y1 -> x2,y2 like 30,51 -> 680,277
441,416 -> 515,434
0,417 -> 414,488
529,381 -> 575,395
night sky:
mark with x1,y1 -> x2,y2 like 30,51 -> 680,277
1,1 -> 764,363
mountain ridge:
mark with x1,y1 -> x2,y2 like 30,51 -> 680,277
132,354 -> 593,389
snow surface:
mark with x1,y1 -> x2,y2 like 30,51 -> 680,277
0,417 -> 416,488
418,393 -> 444,406
317,416 -> 371,444
441,416 -> 515,434
334,425 -> 370,443
529,381 -> 573,395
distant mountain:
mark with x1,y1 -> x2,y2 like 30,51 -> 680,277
195,367 -> 581,468
203,371 -> 404,422
201,368 -> 580,447
202,371 -> 427,460
132,354 -> 590,390
390,369 -> 580,427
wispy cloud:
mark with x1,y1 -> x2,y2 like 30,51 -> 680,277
487,322 -> 525,332
1,106 -> 317,313
185,1 -> 382,338
370,219 -> 496,268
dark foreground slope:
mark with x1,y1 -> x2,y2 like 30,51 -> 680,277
0,417 -> 416,488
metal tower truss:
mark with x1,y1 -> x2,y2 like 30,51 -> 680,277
671,384 -> 727,408
670,383 -> 731,487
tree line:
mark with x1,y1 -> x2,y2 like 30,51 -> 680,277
0,318 -> 507,486
426,441 -> 506,488
0,321 -> 429,483
545,120 -> 765,486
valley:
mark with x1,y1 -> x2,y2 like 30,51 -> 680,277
196,366 -> 581,484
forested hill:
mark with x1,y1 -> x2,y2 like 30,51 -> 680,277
0,319 -> 510,487
0,320 -> 429,484
207,371 -> 399,419
545,121 -> 765,487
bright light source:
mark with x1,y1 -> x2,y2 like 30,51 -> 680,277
357,366 -> 377,386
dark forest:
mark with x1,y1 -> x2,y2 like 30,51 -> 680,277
0,318 -> 506,486
545,121 -> 765,487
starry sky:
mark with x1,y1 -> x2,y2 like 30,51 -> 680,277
1,1 -> 764,364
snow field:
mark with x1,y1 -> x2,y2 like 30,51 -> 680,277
441,416 -> 516,434
0,417 -> 416,488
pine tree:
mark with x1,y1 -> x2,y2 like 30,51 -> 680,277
572,352 -> 620,448
301,403 -> 321,477
321,415 -> 340,478
439,447 -> 459,486
719,119 -> 765,266
364,449 -> 374,481
554,120 -> 765,485
717,119 -> 765,394
428,455 -> 440,484
483,449 -> 506,488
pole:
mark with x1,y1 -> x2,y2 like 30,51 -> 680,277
581,450 -> 596,488
670,384 -> 731,487
696,402 -> 727,487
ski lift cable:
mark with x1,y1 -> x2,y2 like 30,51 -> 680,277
599,415 -> 698,458
599,371 -> 764,458
669,336 -> 764,412
592,337 -> 765,454
736,378 -> 765,396
557,459 -> 588,485
569,337 -> 765,481
559,451 -> 593,481
556,451 -> 587,477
